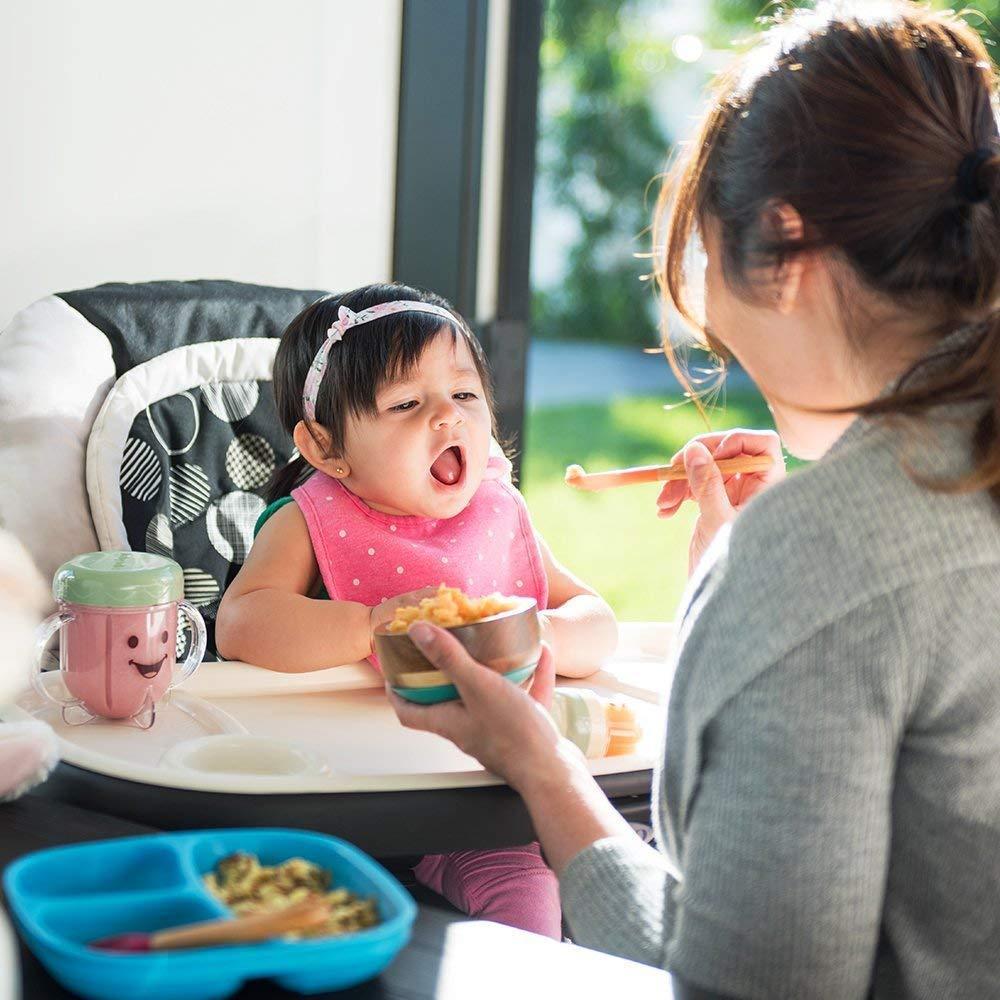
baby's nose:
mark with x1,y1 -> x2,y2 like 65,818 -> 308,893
430,399 -> 463,428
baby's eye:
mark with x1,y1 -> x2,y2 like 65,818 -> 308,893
390,400 -> 418,412
453,392 -> 477,401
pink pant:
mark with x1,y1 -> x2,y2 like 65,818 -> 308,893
413,843 -> 562,939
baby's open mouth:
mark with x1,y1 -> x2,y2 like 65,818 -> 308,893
129,655 -> 166,679
430,445 -> 465,486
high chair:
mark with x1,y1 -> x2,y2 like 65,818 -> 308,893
0,279 -> 661,859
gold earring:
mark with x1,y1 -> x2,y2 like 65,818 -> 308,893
336,466 -> 345,474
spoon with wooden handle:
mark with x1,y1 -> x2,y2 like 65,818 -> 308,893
565,455 -> 773,492
90,897 -> 331,952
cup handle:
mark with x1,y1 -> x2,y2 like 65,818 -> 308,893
171,600 -> 207,689
32,610 -> 77,706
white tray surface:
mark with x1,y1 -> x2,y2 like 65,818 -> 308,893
2,623 -> 674,794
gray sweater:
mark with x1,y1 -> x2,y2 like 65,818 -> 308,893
560,339 -> 1000,998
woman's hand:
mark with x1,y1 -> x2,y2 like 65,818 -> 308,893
387,624 -> 574,792
657,429 -> 785,574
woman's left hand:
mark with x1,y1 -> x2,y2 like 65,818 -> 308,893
387,624 -> 567,792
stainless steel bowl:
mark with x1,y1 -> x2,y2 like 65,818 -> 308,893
373,596 -> 540,690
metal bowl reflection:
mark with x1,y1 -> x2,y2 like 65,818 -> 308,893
373,597 -> 540,697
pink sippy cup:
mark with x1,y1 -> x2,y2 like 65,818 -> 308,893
33,552 -> 206,729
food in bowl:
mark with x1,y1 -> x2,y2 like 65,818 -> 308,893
204,852 -> 379,937
373,591 -> 540,700
385,583 -> 518,633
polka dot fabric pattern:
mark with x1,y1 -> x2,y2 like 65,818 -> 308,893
119,379 -> 292,658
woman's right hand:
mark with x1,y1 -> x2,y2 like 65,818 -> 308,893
657,429 -> 785,574
387,625 -> 563,792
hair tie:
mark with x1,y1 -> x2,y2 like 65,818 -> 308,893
956,148 -> 994,204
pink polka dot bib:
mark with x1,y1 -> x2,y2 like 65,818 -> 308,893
291,457 -> 548,621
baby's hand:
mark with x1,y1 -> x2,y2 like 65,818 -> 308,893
368,587 -> 440,650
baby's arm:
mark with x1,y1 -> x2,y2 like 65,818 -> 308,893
536,533 -> 618,679
215,502 -> 372,672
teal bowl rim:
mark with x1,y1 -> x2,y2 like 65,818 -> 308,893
391,662 -> 538,704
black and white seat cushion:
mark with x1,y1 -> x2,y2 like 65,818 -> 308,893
0,280 -> 325,658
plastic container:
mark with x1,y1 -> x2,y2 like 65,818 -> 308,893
33,552 -> 206,729
3,828 -> 416,1000
551,688 -> 642,758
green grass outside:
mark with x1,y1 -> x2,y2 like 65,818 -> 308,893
520,389 -> 784,622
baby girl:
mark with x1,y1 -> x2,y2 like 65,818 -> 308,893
216,282 -> 618,937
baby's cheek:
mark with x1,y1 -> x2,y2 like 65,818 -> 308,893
390,456 -> 425,492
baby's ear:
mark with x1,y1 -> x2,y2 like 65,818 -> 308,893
292,420 -> 348,477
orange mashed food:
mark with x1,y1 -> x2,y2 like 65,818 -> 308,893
386,583 -> 518,633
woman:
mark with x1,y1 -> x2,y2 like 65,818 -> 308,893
391,3 -> 1000,997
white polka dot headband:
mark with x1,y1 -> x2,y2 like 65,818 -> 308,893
301,300 -> 460,422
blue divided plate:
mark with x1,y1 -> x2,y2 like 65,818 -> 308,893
3,828 -> 416,1000
391,661 -> 538,704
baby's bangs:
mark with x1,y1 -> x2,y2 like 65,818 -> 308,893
334,314 -> 470,423
381,316 -> 463,387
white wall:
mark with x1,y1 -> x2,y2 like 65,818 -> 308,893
0,0 -> 401,328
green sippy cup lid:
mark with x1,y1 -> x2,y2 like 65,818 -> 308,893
53,551 -> 184,608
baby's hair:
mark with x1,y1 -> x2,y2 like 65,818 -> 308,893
267,282 -> 497,503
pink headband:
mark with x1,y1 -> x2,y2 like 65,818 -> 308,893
301,300 -> 459,421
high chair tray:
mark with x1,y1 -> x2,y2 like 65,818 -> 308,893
3,828 -> 417,1000
181,621 -> 672,702
5,624 -> 673,856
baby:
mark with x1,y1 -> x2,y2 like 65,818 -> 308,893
217,282 -> 618,937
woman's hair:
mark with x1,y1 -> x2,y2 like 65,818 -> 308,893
267,282 -> 497,502
657,0 -> 1000,500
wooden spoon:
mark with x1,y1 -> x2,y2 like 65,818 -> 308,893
90,897 -> 330,952
564,455 -> 773,492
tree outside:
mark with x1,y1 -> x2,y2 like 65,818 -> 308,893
532,0 -> 1000,351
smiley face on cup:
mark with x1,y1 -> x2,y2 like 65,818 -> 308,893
126,626 -> 171,679
33,552 -> 207,728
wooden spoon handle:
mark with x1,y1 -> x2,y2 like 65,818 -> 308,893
565,455 -> 773,492
151,897 -> 329,950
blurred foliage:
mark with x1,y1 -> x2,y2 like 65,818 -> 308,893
717,0 -> 1000,37
533,0 -> 669,346
533,0 -> 1000,348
